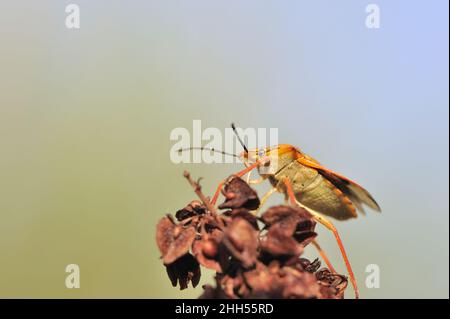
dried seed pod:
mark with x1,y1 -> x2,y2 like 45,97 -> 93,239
280,268 -> 322,299
260,222 -> 304,257
316,268 -> 348,290
243,264 -> 278,298
261,205 -> 312,228
156,216 -> 176,257
261,205 -> 317,247
222,218 -> 258,268
222,208 -> 259,230
260,205 -> 300,226
175,200 -> 206,221
156,215 -> 196,265
166,253 -> 201,290
299,258 -> 321,273
218,175 -> 260,210
202,239 -> 218,258
163,226 -> 196,265
315,268 -> 348,299
192,235 -> 223,273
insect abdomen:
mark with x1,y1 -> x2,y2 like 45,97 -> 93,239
296,174 -> 357,220
271,160 -> 357,220
271,160 -> 319,193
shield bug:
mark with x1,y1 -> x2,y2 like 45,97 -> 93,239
181,124 -> 381,298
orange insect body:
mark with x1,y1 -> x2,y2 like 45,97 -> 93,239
223,143 -> 382,299
207,126 -> 381,299
241,144 -> 381,221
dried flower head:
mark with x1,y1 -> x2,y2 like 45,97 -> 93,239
156,173 -> 348,298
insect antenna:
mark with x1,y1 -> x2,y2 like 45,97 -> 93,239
231,123 -> 249,154
177,147 -> 240,158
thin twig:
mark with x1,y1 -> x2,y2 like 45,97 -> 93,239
183,171 -> 218,215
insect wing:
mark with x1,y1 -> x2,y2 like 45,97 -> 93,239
296,155 -> 381,213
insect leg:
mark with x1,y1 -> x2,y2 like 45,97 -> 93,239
245,166 -> 266,184
252,187 -> 277,215
246,170 -> 252,183
243,161 -> 252,183
307,211 -> 359,298
311,239 -> 337,273
248,177 -> 265,185
282,177 -> 359,299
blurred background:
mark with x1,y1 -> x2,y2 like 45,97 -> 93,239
0,1 -> 448,298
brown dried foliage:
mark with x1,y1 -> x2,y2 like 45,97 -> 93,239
156,174 -> 348,299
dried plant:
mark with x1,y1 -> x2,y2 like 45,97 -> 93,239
156,172 -> 348,299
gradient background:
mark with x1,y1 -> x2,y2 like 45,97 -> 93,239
0,1 -> 448,298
